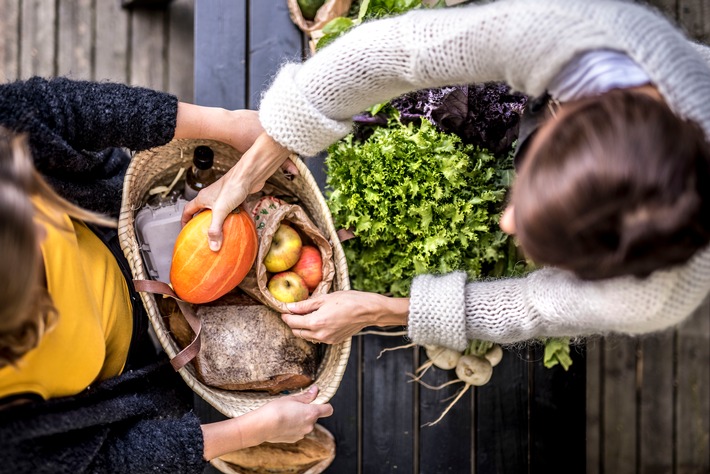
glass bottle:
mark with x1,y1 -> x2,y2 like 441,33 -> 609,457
183,145 -> 217,200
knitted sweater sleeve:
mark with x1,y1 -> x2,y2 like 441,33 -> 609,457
408,246 -> 710,350
0,76 -> 178,152
260,0 -> 705,156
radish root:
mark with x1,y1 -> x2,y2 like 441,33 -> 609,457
422,384 -> 471,427
355,330 -> 408,337
377,342 -> 416,359
410,377 -> 463,391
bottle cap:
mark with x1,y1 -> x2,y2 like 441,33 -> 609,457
193,145 -> 214,170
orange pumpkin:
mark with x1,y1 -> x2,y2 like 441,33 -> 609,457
170,208 -> 258,304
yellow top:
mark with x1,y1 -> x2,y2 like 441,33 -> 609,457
0,200 -> 133,400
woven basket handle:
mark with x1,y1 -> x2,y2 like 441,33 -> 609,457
133,279 -> 201,372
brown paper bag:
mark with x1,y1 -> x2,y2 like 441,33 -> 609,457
287,0 -> 353,34
239,196 -> 335,313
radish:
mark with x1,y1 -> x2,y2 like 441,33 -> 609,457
484,344 -> 503,367
455,355 -> 493,386
424,345 -> 462,370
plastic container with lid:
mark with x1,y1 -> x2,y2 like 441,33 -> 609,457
134,197 -> 187,283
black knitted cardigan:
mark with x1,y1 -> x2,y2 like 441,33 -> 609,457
0,76 -> 178,217
0,77 -> 208,473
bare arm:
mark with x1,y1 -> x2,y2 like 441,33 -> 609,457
281,291 -> 409,344
201,385 -> 333,461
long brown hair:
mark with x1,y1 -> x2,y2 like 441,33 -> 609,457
0,128 -> 115,367
512,89 -> 710,280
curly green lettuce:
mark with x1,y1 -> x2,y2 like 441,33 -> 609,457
326,108 -> 513,296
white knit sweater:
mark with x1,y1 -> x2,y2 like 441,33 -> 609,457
259,0 -> 710,350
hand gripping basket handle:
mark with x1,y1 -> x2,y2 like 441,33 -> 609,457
133,279 -> 201,371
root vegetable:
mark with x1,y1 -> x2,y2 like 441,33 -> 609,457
455,355 -> 493,386
484,344 -> 503,367
423,354 -> 494,427
424,345 -> 462,370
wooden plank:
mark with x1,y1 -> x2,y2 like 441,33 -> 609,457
475,346 -> 529,474
361,334 -> 415,473
675,298 -> 710,474
130,6 -> 166,90
122,0 -> 174,8
418,346 -> 473,474
320,336 -> 361,474
0,0 -> 20,82
191,3 -> 246,471
166,0 -> 194,101
57,0 -> 93,79
586,337 -> 602,474
602,336 -> 638,473
644,0 -> 678,24
20,0 -> 57,78
530,343 -> 586,472
638,329 -> 675,474
247,0 -> 302,109
95,0 -> 130,82
194,0 -> 247,109
678,0 -> 707,41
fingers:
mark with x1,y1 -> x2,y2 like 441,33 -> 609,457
286,297 -> 324,315
290,384 -> 319,403
281,313 -> 314,338
316,403 -> 334,419
280,157 -> 300,177
207,206 -> 231,252
181,198 -> 201,227
290,386 -> 334,420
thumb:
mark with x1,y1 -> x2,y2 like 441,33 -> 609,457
207,208 -> 229,252
290,385 -> 319,403
280,157 -> 300,177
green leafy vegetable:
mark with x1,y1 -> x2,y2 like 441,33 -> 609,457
326,107 -> 513,296
543,338 -> 574,371
317,0 -> 445,50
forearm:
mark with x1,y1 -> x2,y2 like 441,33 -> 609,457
201,411 -> 265,461
408,245 -> 710,349
174,104 -> 262,154
261,0 -> 681,157
370,294 -> 409,327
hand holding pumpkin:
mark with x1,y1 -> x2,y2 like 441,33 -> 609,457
170,208 -> 258,304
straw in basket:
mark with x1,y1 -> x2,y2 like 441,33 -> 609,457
118,138 -> 351,418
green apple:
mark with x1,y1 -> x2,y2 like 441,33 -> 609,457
268,271 -> 309,303
264,224 -> 302,272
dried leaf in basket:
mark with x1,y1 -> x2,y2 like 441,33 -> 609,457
211,424 -> 335,474
239,196 -> 335,313
287,0 -> 352,34
168,297 -> 319,394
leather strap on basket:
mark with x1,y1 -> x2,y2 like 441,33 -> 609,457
132,279 -> 201,372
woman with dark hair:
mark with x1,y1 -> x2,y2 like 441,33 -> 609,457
0,77 -> 332,473
186,0 -> 710,351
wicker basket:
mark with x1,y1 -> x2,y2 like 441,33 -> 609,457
118,138 -> 351,418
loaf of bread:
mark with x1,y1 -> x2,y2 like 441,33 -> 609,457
212,424 -> 336,474
167,297 -> 319,394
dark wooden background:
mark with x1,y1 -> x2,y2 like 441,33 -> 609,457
0,0 -> 708,473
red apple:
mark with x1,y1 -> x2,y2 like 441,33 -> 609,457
268,271 -> 309,303
263,223 -> 302,272
291,245 -> 322,292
